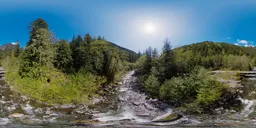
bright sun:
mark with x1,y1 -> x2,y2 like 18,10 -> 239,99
144,22 -> 156,34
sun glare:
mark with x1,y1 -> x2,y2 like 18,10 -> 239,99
144,22 -> 156,34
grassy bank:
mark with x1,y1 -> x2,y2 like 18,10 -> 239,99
2,56 -> 106,105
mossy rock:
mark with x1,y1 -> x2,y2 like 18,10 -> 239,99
152,113 -> 182,122
71,119 -> 102,125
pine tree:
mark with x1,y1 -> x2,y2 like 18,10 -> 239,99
70,35 -> 83,71
152,48 -> 158,59
54,40 -> 72,73
162,38 -> 177,79
97,36 -> 102,40
103,50 -> 122,82
14,42 -> 21,57
138,51 -> 142,57
84,33 -> 93,44
143,46 -> 153,74
19,19 -> 53,79
27,18 -> 49,46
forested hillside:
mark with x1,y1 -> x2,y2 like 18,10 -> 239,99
136,40 -> 256,113
0,43 -> 21,60
174,41 -> 256,72
1,18 -> 138,104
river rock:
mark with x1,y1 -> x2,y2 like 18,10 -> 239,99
152,112 -> 182,122
8,113 -> 24,118
132,101 -> 142,106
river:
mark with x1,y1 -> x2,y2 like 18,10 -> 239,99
0,71 -> 256,127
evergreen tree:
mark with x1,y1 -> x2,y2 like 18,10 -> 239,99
14,42 -> 21,57
161,38 -> 176,79
27,18 -> 49,46
70,35 -> 83,71
103,50 -> 122,82
19,28 -> 53,79
84,33 -> 93,44
143,46 -> 153,74
97,36 -> 102,40
54,40 -> 72,73
152,48 -> 158,59
138,51 -> 142,57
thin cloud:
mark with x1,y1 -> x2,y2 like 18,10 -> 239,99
238,39 -> 248,44
235,39 -> 255,47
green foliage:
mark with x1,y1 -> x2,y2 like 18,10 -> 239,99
2,18 -> 139,105
29,18 -> 49,31
69,36 -> 135,82
158,66 -> 233,111
162,39 -> 176,79
173,41 -> 256,71
136,49 -> 237,112
222,55 -> 252,70
70,35 -> 83,71
19,28 -> 53,79
54,40 -> 72,73
159,67 -> 206,104
2,56 -> 106,104
14,43 -> 22,57
144,74 -> 160,97
27,18 -> 49,46
196,80 -> 228,106
159,77 -> 185,103
84,33 -> 93,44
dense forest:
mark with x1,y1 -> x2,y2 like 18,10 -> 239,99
1,18 -> 138,104
136,39 -> 256,113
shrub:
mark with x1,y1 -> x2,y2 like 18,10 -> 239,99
196,80 -> 228,106
159,66 -> 234,112
144,74 -> 160,97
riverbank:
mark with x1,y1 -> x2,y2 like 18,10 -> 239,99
1,56 -> 112,105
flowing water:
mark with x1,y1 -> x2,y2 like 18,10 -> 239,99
93,71 -> 200,127
0,71 -> 256,127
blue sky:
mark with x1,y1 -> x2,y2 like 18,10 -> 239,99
0,0 -> 256,52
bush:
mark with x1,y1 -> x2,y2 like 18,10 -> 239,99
159,77 -> 185,104
158,66 -> 234,112
144,74 -> 160,97
159,67 -> 207,104
196,80 -> 228,106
